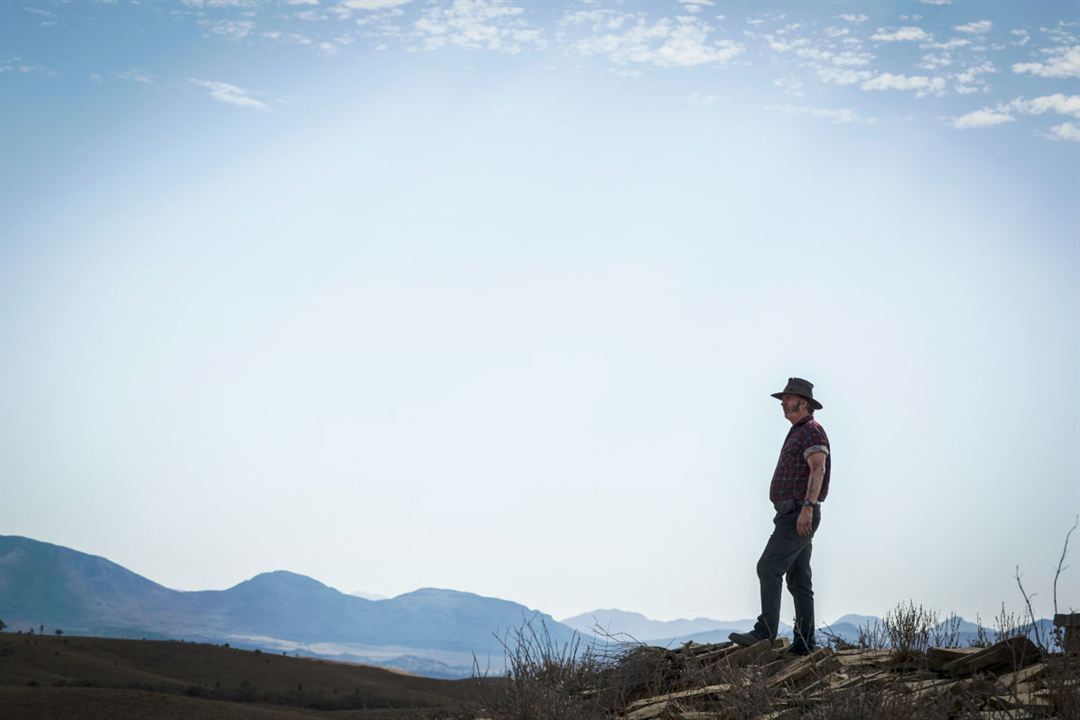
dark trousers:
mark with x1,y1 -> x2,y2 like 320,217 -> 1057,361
752,505 -> 821,648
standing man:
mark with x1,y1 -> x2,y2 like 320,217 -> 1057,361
729,377 -> 831,656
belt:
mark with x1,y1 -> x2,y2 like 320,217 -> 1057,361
773,498 -> 819,514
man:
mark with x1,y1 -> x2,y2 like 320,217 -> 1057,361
729,377 -> 831,656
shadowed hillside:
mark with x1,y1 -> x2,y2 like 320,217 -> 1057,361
0,633 -> 500,719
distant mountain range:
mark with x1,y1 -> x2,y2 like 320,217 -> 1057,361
0,535 -> 577,677
559,608 -> 783,647
0,535 -> 1057,677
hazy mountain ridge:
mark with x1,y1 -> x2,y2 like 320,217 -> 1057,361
2,535 -> 1056,677
0,535 -> 576,677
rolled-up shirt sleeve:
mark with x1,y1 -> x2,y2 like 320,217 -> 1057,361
803,445 -> 829,460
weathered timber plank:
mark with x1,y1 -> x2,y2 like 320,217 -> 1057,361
766,648 -> 832,688
942,637 -> 1041,678
624,700 -> 669,720
994,662 -> 1045,689
835,649 -> 893,668
724,639 -> 776,667
624,684 -> 734,711
927,646 -> 982,672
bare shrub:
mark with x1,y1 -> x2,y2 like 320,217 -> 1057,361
855,618 -> 886,650
929,613 -> 962,649
882,601 -> 937,658
467,614 -> 612,720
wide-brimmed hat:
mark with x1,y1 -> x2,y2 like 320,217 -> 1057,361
770,377 -> 823,411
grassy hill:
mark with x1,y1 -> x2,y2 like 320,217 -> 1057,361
0,633 -> 501,719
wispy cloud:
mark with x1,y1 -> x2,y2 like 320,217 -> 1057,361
765,103 -> 868,124
414,0 -> 543,54
191,79 -> 269,110
837,14 -> 868,24
571,14 -> 742,68
0,56 -> 57,77
861,73 -> 946,96
1012,45 -> 1080,79
1043,122 -> 1080,142
950,108 -> 1014,128
773,75 -> 804,96
954,20 -> 992,34
870,26 -> 931,42
1020,93 -> 1080,118
200,19 -> 257,41
341,0 -> 411,9
950,94 -> 1080,132
116,68 -> 155,85
182,0 -> 257,7
918,0 -> 951,5
678,0 -> 714,14
686,91 -> 726,106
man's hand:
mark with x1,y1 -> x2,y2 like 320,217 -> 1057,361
797,506 -> 814,536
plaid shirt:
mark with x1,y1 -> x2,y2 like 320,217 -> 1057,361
769,414 -> 831,503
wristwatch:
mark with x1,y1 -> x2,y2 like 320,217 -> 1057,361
801,499 -> 818,508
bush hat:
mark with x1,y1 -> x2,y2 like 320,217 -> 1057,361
771,377 -> 823,411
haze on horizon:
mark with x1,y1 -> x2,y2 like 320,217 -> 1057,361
1,0 -> 1078,628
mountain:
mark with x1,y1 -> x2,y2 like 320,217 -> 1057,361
0,535 -> 580,677
560,609 -> 795,648
560,609 -> 754,643
350,590 -> 389,601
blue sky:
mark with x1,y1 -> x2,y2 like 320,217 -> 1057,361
2,0 -> 1079,627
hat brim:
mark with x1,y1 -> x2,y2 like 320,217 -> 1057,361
771,392 -> 823,411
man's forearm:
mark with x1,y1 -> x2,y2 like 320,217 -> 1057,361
805,469 -> 825,503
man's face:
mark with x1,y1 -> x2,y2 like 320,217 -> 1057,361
781,393 -> 805,419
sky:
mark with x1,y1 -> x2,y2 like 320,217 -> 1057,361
1,0 -> 1078,630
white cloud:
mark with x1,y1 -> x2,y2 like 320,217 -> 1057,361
415,0 -> 544,54
1020,93 -> 1080,118
116,68 -> 154,85
952,60 -> 996,94
837,14 -> 868,24
678,0 -> 713,14
773,75 -> 804,96
919,0 -> 951,5
0,57 -> 57,77
191,79 -> 269,110
1012,45 -> 1080,78
286,0 -> 319,4
1044,122 -> 1080,141
861,73 -> 946,96
765,104 -> 866,124
950,109 -> 1014,128
182,0 -> 257,6
817,66 -> 872,86
954,20 -> 992,34
949,94 -> 1080,131
686,92 -> 724,106
200,19 -> 256,41
572,15 -> 743,68
918,53 -> 952,70
341,0 -> 410,9
870,26 -> 931,42
926,38 -> 971,50
316,41 -> 338,56
1010,29 -> 1030,46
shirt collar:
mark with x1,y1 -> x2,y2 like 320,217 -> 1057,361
792,414 -> 814,429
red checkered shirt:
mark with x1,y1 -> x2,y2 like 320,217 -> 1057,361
769,414 -> 831,503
